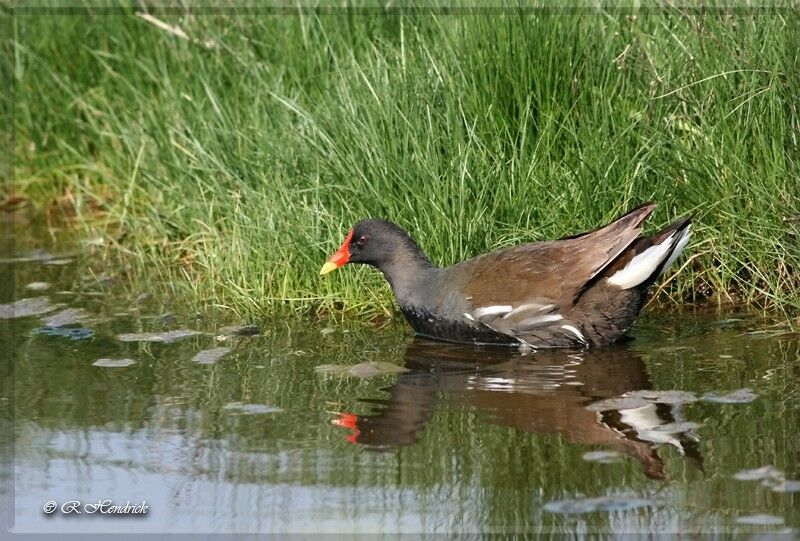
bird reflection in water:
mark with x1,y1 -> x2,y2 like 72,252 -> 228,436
332,339 -> 702,479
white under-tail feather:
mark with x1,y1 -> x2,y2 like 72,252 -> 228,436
607,225 -> 691,290
660,224 -> 692,274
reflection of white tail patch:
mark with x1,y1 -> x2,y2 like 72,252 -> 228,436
608,226 -> 691,289
620,404 -> 683,452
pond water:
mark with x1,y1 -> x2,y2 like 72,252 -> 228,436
2,225 -> 799,535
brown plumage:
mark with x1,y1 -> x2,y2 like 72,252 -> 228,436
321,202 -> 692,348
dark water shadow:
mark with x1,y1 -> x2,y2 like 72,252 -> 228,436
334,340 -> 703,480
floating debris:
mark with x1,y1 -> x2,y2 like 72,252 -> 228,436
117,329 -> 200,343
0,297 -> 59,319
585,396 -> 652,412
653,345 -> 692,353
315,361 -> 411,379
0,249 -> 54,263
218,324 -> 261,336
157,313 -> 176,325
587,388 -> 703,412
93,358 -> 136,368
771,480 -> 800,493
42,258 -> 73,266
733,466 -> 784,482
711,318 -> 744,327
42,308 -> 90,327
192,347 -> 231,365
735,514 -> 784,526
624,390 -> 698,405
83,237 -> 105,247
543,496 -> 659,514
741,329 -> 795,339
702,388 -> 758,404
33,326 -> 94,340
651,422 -> 703,433
582,451 -> 623,463
25,282 -> 50,291
349,362 -> 410,378
222,402 -> 281,414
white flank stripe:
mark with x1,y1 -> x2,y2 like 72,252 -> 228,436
463,312 -> 475,321
473,305 -> 513,320
502,302 -> 556,320
503,303 -> 542,319
660,225 -> 692,274
561,324 -> 587,344
607,234 -> 676,289
515,313 -> 564,330
536,313 -> 563,323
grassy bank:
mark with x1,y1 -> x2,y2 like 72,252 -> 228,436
10,8 -> 800,318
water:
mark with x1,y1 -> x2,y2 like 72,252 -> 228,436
2,226 -> 799,535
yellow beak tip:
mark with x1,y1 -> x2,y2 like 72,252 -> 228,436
319,262 -> 339,275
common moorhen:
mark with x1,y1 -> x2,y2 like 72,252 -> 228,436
320,202 -> 691,348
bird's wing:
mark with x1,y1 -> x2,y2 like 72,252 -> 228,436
454,203 -> 656,346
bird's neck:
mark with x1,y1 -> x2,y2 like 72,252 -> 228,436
378,245 -> 440,308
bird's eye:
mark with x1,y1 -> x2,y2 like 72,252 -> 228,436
356,235 -> 368,248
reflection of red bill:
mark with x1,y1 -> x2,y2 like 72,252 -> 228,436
333,413 -> 360,444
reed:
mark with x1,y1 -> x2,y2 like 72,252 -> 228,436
11,7 -> 800,318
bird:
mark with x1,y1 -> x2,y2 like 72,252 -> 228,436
320,202 -> 691,349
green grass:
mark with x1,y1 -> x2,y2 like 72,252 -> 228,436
9,7 -> 800,319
